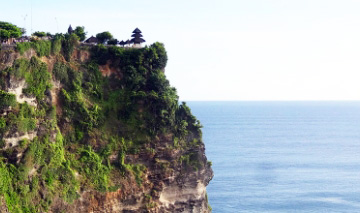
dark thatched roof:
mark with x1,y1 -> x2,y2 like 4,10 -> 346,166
68,25 -> 74,34
131,37 -> 145,44
132,28 -> 142,33
85,36 -> 98,43
131,33 -> 143,38
119,40 -> 125,45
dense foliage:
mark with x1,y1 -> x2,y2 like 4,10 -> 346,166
16,33 -> 79,61
96,31 -> 113,44
0,90 -> 16,111
32,31 -> 46,38
0,39 -> 205,212
0,21 -> 22,42
107,38 -> 118,45
73,26 -> 86,42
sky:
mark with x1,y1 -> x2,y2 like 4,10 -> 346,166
2,0 -> 360,101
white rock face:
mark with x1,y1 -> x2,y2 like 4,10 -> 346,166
3,78 -> 38,148
4,131 -> 37,148
7,79 -> 37,107
159,181 -> 207,212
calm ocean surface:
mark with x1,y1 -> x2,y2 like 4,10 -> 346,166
187,101 -> 360,213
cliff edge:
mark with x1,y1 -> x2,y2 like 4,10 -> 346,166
0,37 -> 213,212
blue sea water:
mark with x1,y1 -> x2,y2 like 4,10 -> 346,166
187,101 -> 360,213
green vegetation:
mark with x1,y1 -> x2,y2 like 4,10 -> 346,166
0,21 -> 22,42
8,57 -> 51,101
0,100 -> 38,139
96,31 -> 113,44
16,40 -> 52,57
0,33 -> 207,212
107,38 -> 118,45
0,90 -> 16,110
62,33 -> 79,61
78,147 -> 109,191
73,26 -> 86,42
14,103 -> 37,133
16,32 -> 79,61
32,31 -> 47,38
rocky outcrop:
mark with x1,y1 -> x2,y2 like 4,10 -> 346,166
0,48 -> 36,70
0,43 -> 213,213
46,137 -> 213,213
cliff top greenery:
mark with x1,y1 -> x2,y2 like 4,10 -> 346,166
0,22 -> 23,42
0,22 -> 206,212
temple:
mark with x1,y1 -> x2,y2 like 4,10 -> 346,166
85,36 -> 98,44
68,25 -> 74,34
130,28 -> 145,48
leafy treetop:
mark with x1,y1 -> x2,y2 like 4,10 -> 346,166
74,26 -> 86,42
107,38 -> 118,45
96,31 -> 113,44
32,31 -> 47,38
0,21 -> 22,42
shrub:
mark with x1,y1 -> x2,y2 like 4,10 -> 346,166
32,31 -> 46,37
50,33 -> 65,55
73,26 -> 86,42
0,90 -> 16,110
0,117 -> 6,129
107,39 -> 118,45
52,62 -> 69,84
62,33 -> 79,61
96,31 -> 113,44
79,147 -> 110,191
16,40 -> 52,57
22,57 -> 52,101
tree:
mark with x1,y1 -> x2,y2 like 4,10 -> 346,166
63,33 -> 79,61
20,28 -> 26,35
74,26 -> 86,42
96,31 -> 113,44
143,42 -> 168,70
0,21 -> 22,42
107,38 -> 118,45
32,31 -> 46,37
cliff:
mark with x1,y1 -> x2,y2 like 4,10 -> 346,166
0,37 -> 213,212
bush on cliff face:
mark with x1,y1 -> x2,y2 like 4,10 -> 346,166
16,33 -> 79,61
10,57 -> 51,101
16,40 -> 52,57
62,33 -> 79,61
15,103 -> 37,133
0,90 -> 16,110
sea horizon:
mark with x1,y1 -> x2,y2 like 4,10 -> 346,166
188,101 -> 360,212
184,100 -> 360,102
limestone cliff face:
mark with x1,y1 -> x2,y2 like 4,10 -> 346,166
0,42 -> 213,213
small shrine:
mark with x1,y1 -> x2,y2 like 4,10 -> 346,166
85,36 -> 98,44
130,28 -> 145,48
68,25 -> 74,34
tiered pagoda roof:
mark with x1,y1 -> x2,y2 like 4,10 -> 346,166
130,28 -> 145,44
68,25 -> 74,34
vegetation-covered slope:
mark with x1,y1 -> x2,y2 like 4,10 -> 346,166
0,34 -> 212,212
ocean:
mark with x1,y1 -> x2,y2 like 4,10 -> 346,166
187,101 -> 360,213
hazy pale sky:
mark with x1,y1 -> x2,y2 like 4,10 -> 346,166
2,0 -> 360,100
